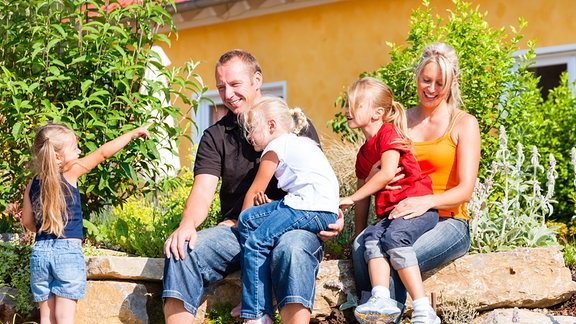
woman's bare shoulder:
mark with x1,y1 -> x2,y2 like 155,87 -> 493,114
456,110 -> 479,127
453,110 -> 480,140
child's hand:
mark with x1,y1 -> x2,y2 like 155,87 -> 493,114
131,123 -> 152,140
339,197 -> 354,210
253,191 -> 271,206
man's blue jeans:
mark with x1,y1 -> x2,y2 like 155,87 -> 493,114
162,223 -> 324,316
237,200 -> 337,319
353,217 -> 470,308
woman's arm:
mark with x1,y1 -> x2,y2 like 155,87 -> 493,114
241,151 -> 279,211
390,113 -> 480,219
433,113 -> 481,208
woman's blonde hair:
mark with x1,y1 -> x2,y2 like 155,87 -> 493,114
414,42 -> 463,109
241,96 -> 309,137
347,76 -> 411,146
31,123 -> 77,237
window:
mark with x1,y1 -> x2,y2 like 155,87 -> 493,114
515,44 -> 576,100
191,81 -> 287,146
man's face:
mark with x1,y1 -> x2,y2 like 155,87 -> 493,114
216,57 -> 263,115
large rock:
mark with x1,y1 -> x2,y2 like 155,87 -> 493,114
0,286 -> 18,324
85,256 -> 163,281
419,247 -> 576,311
75,281 -> 151,324
75,247 -> 575,323
473,308 -> 576,324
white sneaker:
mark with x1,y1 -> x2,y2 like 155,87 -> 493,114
243,314 -> 272,324
354,295 -> 402,324
410,309 -> 441,324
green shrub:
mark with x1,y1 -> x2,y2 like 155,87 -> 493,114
0,0 -> 205,220
204,302 -> 281,324
84,168 -> 222,257
0,242 -> 34,316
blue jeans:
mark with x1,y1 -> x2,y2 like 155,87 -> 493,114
237,200 -> 337,319
353,217 -> 469,311
162,223 -> 325,316
364,209 -> 438,270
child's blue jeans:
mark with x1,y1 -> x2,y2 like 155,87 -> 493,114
237,200 -> 337,319
30,239 -> 86,302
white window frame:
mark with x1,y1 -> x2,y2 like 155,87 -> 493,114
191,81 -> 287,157
513,44 -> 576,93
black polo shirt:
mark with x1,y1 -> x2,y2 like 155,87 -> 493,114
194,110 -> 320,221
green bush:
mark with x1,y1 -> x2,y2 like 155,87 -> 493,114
84,168 -> 222,257
0,0 -> 205,220
327,0 -> 575,221
0,242 -> 34,316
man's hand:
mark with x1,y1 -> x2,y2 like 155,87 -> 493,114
164,226 -> 198,261
317,209 -> 344,241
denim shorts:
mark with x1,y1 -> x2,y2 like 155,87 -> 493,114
30,239 -> 86,302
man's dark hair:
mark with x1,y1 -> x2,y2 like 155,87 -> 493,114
217,49 -> 262,75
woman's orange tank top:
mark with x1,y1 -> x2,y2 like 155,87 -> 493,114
413,111 -> 468,220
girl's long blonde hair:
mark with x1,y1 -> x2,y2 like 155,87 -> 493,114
241,96 -> 309,138
31,123 -> 77,237
347,76 -> 411,146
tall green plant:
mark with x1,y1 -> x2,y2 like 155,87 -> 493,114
0,0 -> 205,218
527,74 -> 576,220
330,0 -> 535,167
468,126 -> 560,253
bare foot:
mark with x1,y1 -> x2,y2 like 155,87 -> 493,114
231,302 -> 242,317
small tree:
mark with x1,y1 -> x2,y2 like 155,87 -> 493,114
0,0 -> 205,220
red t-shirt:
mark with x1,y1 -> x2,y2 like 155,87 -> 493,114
355,124 -> 433,217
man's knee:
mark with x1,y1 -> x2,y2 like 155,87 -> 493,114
274,229 -> 322,261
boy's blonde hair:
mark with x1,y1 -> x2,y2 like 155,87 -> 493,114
31,123 -> 77,237
347,77 -> 411,146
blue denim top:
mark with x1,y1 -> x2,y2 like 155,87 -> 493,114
29,176 -> 83,240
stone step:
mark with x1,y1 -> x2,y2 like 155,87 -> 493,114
73,247 -> 576,323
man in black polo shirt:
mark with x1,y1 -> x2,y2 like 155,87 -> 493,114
162,49 -> 342,323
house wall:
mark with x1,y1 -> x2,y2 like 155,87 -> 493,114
165,0 -> 576,166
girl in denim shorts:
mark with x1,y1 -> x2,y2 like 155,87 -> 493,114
21,123 -> 150,323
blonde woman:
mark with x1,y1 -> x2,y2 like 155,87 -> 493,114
352,42 -> 481,324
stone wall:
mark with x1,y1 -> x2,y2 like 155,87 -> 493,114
68,247 -> 576,323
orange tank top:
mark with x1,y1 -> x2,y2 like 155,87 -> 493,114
413,111 -> 468,220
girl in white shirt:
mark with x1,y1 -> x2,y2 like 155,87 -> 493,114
237,96 -> 339,324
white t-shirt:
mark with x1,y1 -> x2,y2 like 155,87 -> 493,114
263,133 -> 339,214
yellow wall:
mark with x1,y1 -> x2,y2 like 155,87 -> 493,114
166,0 -> 576,166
